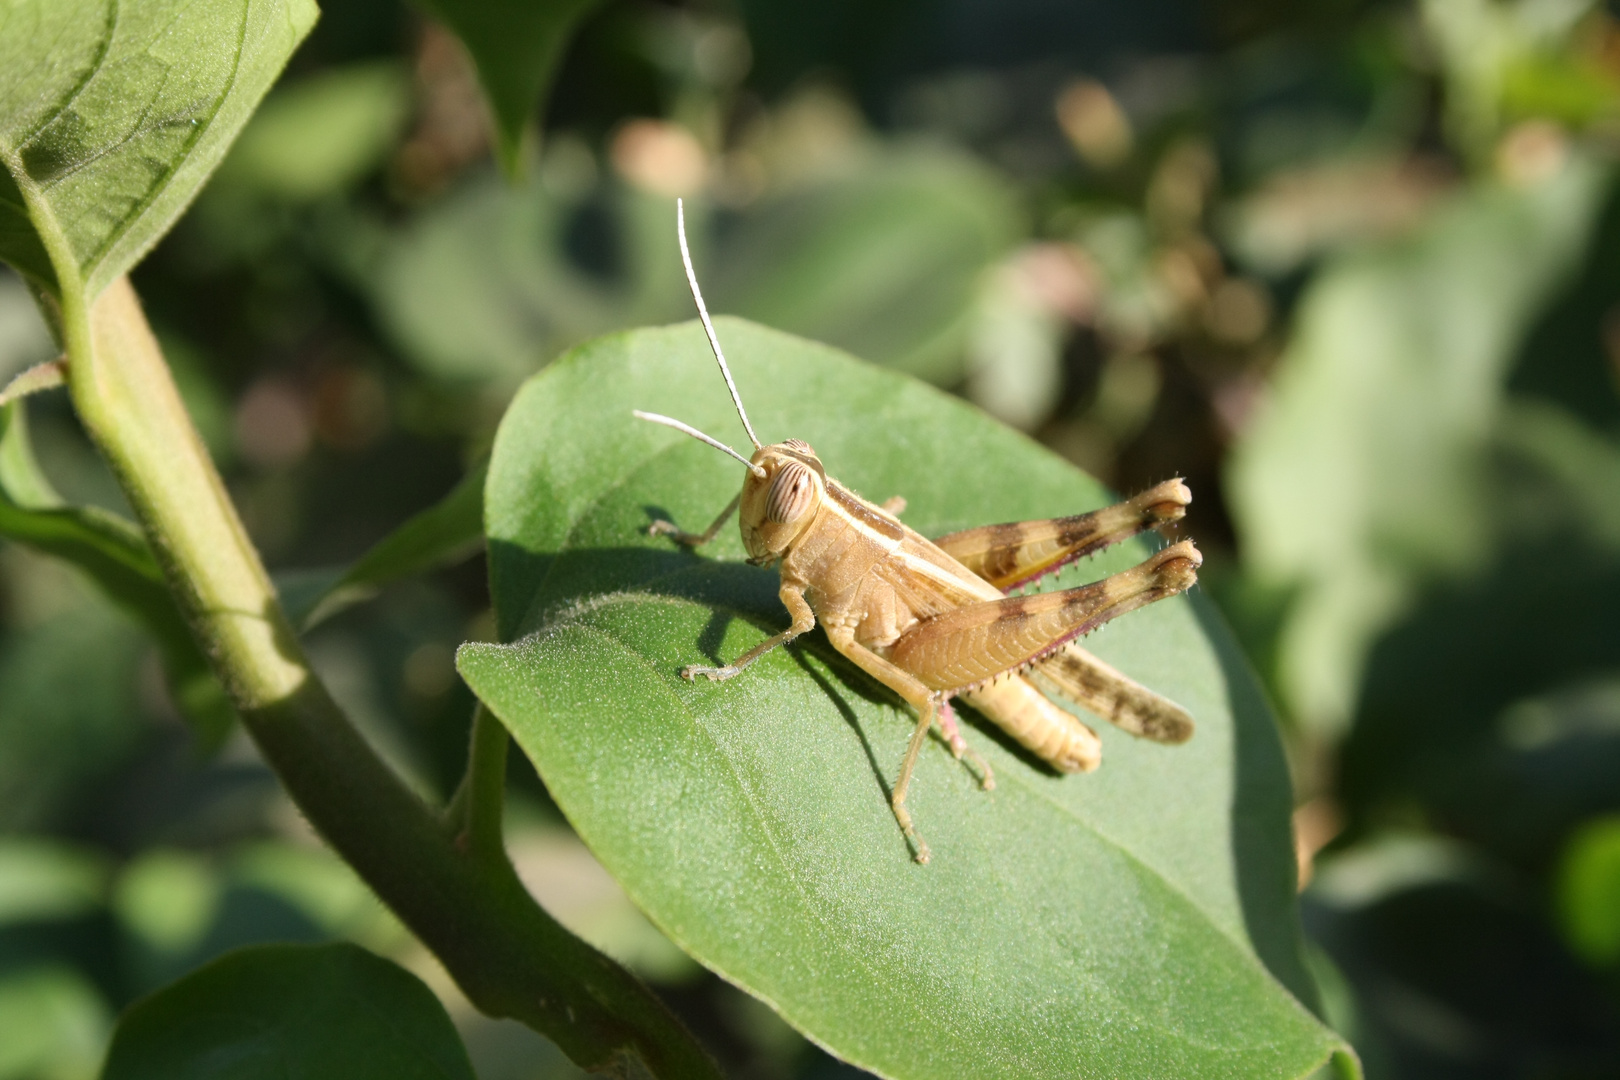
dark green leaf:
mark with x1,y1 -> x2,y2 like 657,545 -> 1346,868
102,943 -> 477,1080
1308,838 -> 1620,1074
0,558 -> 147,830
411,0 -> 605,176
0,0 -> 318,297
460,319 -> 1353,1079
0,402 -> 233,743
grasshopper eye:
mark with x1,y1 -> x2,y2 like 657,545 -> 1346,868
766,461 -> 815,524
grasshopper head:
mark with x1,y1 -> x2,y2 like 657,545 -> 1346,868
740,439 -> 826,563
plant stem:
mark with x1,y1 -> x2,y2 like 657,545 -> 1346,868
447,703 -> 510,860
65,278 -> 719,1080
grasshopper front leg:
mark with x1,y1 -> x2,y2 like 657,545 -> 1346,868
649,492 -> 742,548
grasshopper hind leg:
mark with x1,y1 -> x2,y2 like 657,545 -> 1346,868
936,699 -> 995,791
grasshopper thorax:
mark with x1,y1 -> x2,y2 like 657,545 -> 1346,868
740,441 -> 827,563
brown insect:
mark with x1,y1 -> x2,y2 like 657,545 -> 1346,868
636,202 -> 1201,862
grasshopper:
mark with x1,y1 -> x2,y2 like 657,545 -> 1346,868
636,201 -> 1201,863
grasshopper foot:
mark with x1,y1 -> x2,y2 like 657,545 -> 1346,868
681,663 -> 740,681
648,520 -> 704,546
894,803 -> 931,864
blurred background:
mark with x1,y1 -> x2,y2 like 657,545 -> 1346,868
4,0 -> 1620,1076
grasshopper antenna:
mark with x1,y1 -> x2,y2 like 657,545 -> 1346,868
634,410 -> 766,479
677,198 -> 761,450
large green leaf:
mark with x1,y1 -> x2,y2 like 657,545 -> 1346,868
411,0 -> 604,176
458,319 -> 1353,1079
102,943 -> 476,1080
0,0 -> 318,297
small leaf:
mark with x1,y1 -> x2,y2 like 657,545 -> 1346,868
461,319 -> 1353,1079
290,460 -> 486,629
1558,815 -> 1620,968
0,356 -> 63,407
412,0 -> 606,176
0,0 -> 319,297
102,943 -> 477,1080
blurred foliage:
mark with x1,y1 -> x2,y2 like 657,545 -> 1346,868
3,0 -> 1620,1075
101,943 -> 477,1080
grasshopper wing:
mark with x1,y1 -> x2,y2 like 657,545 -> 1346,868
887,540 -> 1201,695
933,479 -> 1190,592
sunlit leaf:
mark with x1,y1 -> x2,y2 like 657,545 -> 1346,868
102,943 -> 477,1080
0,0 -> 318,297
459,318 -> 1353,1079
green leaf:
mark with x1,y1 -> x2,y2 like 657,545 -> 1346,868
1557,814 -> 1620,968
0,0 -> 319,297
411,0 -> 605,177
0,402 -> 233,743
102,943 -> 477,1080
707,150 -> 1021,384
368,151 -> 1017,388
1226,158 -> 1611,731
291,460 -> 486,629
0,837 -> 108,925
212,61 -> 411,201
459,319 -> 1354,1079
0,966 -> 111,1080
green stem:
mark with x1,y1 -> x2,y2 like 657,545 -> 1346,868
447,703 -> 510,860
64,279 -> 718,1080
